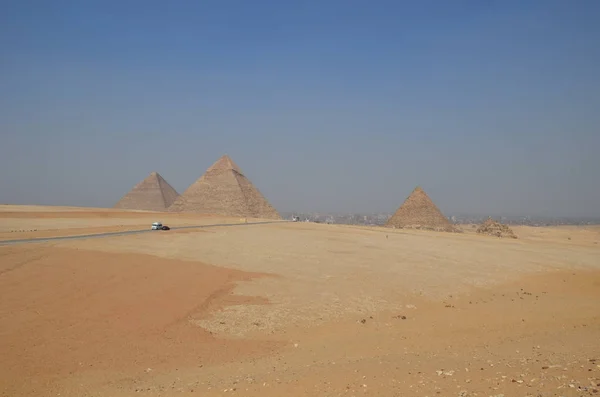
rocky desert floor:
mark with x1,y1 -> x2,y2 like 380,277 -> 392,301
1,206 -> 599,397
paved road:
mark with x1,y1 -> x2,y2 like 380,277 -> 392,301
0,220 -> 288,246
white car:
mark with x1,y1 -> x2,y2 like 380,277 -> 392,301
151,222 -> 163,230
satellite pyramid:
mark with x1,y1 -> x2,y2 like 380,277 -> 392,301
385,186 -> 458,232
476,217 -> 517,239
114,172 -> 179,211
168,155 -> 281,219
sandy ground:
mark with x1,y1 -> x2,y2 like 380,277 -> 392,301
0,207 -> 599,396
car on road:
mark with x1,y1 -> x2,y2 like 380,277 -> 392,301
151,222 -> 171,230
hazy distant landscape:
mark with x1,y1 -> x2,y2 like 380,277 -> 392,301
281,211 -> 600,227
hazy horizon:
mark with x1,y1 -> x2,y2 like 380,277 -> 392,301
1,1 -> 599,218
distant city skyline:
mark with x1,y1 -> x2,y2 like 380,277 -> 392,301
280,211 -> 600,227
1,1 -> 599,218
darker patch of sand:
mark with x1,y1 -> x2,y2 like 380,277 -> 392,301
0,246 -> 279,396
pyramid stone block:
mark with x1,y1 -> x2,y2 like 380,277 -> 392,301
168,155 -> 281,219
114,172 -> 179,211
385,186 -> 458,232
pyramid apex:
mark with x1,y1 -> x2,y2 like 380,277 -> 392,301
207,154 -> 242,173
147,171 -> 166,181
407,186 -> 428,198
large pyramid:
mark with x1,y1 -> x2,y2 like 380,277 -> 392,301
114,172 -> 179,211
168,155 -> 281,219
385,186 -> 458,232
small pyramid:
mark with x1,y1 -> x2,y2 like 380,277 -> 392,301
168,155 -> 281,219
385,186 -> 458,232
476,217 -> 517,238
114,172 -> 179,211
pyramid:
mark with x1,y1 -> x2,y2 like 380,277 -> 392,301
168,155 -> 281,219
476,217 -> 517,239
385,186 -> 459,232
114,172 -> 179,211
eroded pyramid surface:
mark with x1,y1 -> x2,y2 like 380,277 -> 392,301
476,217 -> 517,238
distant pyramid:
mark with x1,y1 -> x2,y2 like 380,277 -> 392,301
114,172 -> 179,211
476,217 -> 517,239
385,186 -> 458,232
168,155 -> 281,219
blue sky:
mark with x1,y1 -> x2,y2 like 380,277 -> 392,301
1,0 -> 599,217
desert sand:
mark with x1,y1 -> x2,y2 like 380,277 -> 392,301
1,206 -> 599,396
